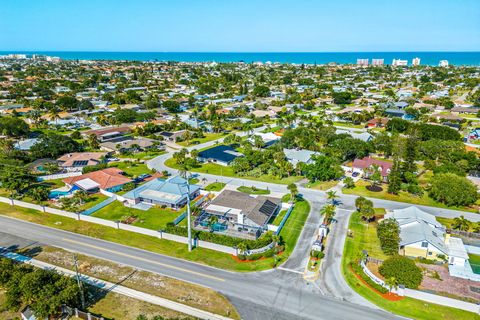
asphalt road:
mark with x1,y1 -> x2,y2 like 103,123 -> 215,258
0,216 -> 402,320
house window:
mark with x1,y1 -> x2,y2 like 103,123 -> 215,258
421,241 -> 428,248
428,252 -> 432,256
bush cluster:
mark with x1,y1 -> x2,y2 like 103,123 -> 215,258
378,256 -> 423,289
164,224 -> 274,249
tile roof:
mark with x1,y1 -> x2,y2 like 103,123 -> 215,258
352,157 -> 392,177
57,152 -> 107,167
63,167 -> 132,190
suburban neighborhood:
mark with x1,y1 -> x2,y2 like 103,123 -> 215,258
0,2 -> 480,319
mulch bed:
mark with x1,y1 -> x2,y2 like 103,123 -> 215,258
349,265 -> 403,301
366,185 -> 383,192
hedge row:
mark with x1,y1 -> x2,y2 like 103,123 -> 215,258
237,245 -> 284,261
164,224 -> 274,249
350,262 -> 388,294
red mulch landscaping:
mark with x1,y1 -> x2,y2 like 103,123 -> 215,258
350,266 -> 403,301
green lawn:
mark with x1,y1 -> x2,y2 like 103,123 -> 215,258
92,201 -> 181,230
109,162 -> 151,177
342,211 -> 480,320
177,133 -> 226,147
237,186 -> 271,195
279,199 -> 310,252
306,180 -> 339,191
436,217 -> 478,232
165,157 -> 303,185
0,196 -> 310,272
78,193 -> 109,211
204,182 -> 226,191
343,180 -> 478,213
333,121 -> 365,129
271,209 -> 287,226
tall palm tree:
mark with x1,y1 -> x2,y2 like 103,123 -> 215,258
326,190 -> 338,205
320,204 -> 336,223
452,215 -> 471,232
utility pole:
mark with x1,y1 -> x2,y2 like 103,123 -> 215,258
73,254 -> 86,309
186,175 -> 192,252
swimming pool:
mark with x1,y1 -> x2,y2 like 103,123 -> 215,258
48,190 -> 71,199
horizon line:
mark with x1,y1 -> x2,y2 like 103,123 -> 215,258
1,50 -> 480,53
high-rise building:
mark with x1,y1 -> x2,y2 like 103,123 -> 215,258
356,58 -> 369,66
439,60 -> 449,67
392,59 -> 408,66
412,57 -> 421,66
372,59 -> 384,66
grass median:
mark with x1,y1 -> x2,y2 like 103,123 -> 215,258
342,211 -> 480,320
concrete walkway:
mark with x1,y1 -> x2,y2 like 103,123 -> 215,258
0,248 -> 233,320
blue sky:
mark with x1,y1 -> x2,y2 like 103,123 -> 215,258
1,0 -> 479,52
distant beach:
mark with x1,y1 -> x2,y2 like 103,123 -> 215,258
0,51 -> 479,65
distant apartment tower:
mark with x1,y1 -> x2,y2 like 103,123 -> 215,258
392,59 -> 408,66
412,57 -> 421,66
356,58 -> 369,66
372,59 -> 384,66
439,60 -> 449,67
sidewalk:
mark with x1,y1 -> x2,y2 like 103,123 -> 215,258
0,248 -> 233,320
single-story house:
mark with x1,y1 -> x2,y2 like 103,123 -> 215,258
63,167 -> 132,193
200,190 -> 281,239
384,206 -> 469,266
336,129 -> 373,142
82,126 -> 131,142
248,132 -> 280,147
14,138 -> 39,151
57,152 -> 107,172
366,118 -> 389,128
123,176 -> 200,209
100,137 -> 162,153
352,157 -> 392,182
158,130 -> 189,142
197,145 -> 243,166
283,148 -> 319,166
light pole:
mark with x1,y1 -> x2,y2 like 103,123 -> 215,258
186,178 -> 192,252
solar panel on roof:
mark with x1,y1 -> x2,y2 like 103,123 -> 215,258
259,200 -> 277,216
73,160 -> 89,166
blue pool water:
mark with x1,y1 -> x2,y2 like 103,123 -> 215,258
48,190 -> 71,199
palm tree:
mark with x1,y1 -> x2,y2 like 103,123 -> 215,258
208,215 -> 219,232
237,241 -> 248,255
320,204 -> 336,224
326,190 -> 338,205
452,215 -> 472,232
287,183 -> 298,203
385,277 -> 398,293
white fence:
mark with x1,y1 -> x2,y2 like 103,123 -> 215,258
0,196 -> 237,256
37,172 -> 82,181
359,259 -> 480,314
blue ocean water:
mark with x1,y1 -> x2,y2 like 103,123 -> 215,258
1,51 -> 479,66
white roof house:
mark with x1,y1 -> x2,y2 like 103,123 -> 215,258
385,206 -> 469,267
283,148 -> 319,166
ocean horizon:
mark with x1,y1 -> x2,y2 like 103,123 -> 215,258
1,51 -> 479,66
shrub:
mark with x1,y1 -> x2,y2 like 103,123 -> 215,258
429,173 -> 478,206
379,256 -> 423,289
164,225 -> 275,249
376,218 -> 400,255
